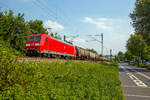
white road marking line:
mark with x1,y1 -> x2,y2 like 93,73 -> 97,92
125,94 -> 150,98
123,85 -> 150,88
120,66 -> 129,72
125,66 -> 150,80
137,72 -> 150,80
127,73 -> 148,87
120,65 -> 148,87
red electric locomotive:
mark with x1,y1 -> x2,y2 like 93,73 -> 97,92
25,34 -> 76,58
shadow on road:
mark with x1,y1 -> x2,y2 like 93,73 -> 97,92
119,63 -> 150,73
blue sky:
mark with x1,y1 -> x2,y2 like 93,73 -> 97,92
0,0 -> 136,55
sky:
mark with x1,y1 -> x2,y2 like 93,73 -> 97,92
0,0 -> 136,55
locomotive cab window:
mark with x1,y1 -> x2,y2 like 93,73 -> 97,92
27,36 -> 41,41
34,36 -> 41,41
27,36 -> 34,41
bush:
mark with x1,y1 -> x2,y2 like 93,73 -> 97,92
0,61 -> 124,100
140,64 -> 150,69
0,40 -> 29,93
0,48 -> 30,91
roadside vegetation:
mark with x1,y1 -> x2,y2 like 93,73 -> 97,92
0,7 -> 124,100
117,0 -> 150,69
0,39 -> 124,99
0,53 -> 124,100
0,37 -> 123,99
0,25 -> 123,99
0,38 -> 123,99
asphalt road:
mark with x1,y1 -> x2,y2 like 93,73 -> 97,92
119,63 -> 150,100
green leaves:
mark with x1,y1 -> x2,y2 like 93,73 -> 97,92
0,9 -> 48,53
0,10 -> 30,52
0,61 -> 124,100
130,0 -> 150,45
127,34 -> 147,56
128,0 -> 150,63
28,20 -> 47,34
126,34 -> 147,63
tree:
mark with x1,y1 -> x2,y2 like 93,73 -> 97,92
28,20 -> 47,34
126,34 -> 147,65
125,50 -> 133,61
0,10 -> 30,52
86,48 -> 98,54
130,0 -> 150,45
142,46 -> 150,61
117,51 -> 124,61
114,56 -> 120,63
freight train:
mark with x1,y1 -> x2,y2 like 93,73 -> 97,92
25,34 -> 103,61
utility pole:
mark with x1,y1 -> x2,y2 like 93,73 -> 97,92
88,33 -> 104,56
64,35 -> 66,41
47,28 -> 52,35
110,49 -> 112,61
64,35 -> 78,43
101,33 -> 104,56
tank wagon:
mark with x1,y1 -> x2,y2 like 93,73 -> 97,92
25,34 -> 103,61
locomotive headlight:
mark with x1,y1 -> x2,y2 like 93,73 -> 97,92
35,43 -> 40,46
26,44 -> 30,46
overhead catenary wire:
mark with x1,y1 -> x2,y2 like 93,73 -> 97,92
32,0 -> 78,35
36,0 -> 57,16
87,33 -> 104,55
32,0 -> 57,20
51,1 -> 79,35
0,1 -> 20,13
34,0 -> 80,37
1,0 -> 101,52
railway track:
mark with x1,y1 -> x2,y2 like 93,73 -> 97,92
17,56 -> 91,63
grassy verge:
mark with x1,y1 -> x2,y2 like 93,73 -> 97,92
0,58 -> 124,100
0,40 -> 124,100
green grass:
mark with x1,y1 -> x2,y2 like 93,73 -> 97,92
0,59 -> 124,100
0,39 -> 124,100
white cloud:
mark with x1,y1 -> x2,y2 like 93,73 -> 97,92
73,38 -> 85,44
44,20 -> 64,32
73,37 -> 89,48
83,17 -> 134,55
84,17 -> 94,23
84,17 -> 114,30
97,18 -> 113,21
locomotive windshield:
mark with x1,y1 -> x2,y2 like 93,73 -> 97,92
27,36 -> 41,41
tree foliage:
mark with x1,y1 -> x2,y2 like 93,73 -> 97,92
125,50 -> 132,61
126,34 -> 147,62
128,0 -> 150,62
28,20 -> 47,34
117,51 -> 124,61
130,0 -> 150,45
86,48 -> 98,54
0,10 -> 30,52
0,9 -> 73,53
114,56 -> 120,63
0,9 -> 50,53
